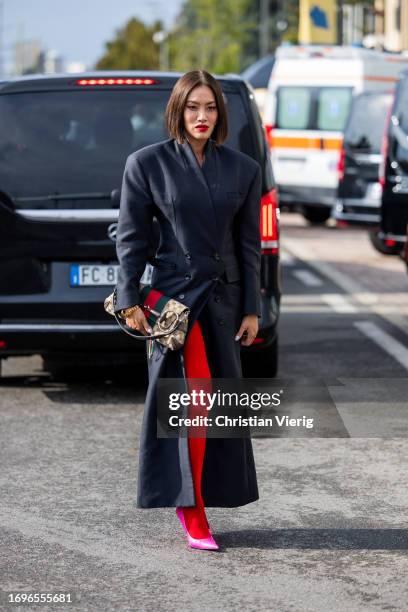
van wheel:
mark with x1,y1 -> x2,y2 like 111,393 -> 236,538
369,229 -> 402,256
302,207 -> 331,224
242,336 -> 278,378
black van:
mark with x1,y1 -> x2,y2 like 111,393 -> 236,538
334,90 -> 392,227
0,71 -> 280,377
379,70 -> 408,253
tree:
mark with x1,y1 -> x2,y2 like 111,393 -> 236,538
95,17 -> 162,70
170,0 -> 256,74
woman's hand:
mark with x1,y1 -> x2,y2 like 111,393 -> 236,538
125,308 -> 153,336
235,314 -> 259,346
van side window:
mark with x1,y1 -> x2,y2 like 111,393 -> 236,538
277,87 -> 311,129
317,88 -> 352,131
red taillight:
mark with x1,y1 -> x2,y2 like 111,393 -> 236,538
0,340 -> 6,348
379,100 -> 393,189
385,238 -> 396,247
337,147 -> 345,182
76,78 -> 159,86
260,188 -> 279,255
264,124 -> 274,148
379,133 -> 389,189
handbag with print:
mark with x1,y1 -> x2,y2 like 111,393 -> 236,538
104,285 -> 190,351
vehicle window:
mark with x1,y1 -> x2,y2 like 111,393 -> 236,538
247,88 -> 274,191
0,88 -> 253,208
276,85 -> 352,131
393,78 -> 408,168
277,87 -> 311,129
317,87 -> 352,131
344,93 -> 392,152
242,57 -> 275,89
394,78 -> 408,127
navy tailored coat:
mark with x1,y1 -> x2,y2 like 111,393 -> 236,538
115,136 -> 262,508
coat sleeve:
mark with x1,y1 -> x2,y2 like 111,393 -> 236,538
114,154 -> 154,314
235,162 -> 262,317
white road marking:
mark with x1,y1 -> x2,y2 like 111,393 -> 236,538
280,251 -> 296,266
354,321 -> 408,372
284,238 -> 376,300
292,269 -> 323,287
322,294 -> 358,313
283,294 -> 330,304
281,305 -> 333,313
283,238 -> 408,336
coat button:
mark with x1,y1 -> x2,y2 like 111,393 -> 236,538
214,295 -> 221,302
178,293 -> 185,299
185,273 -> 191,280
218,318 -> 225,326
185,252 -> 191,259
213,252 -> 220,260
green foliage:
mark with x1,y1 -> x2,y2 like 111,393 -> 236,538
166,0 -> 256,74
94,2 -> 257,74
281,0 -> 300,45
95,17 -> 161,70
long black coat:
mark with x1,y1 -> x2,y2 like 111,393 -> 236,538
115,136 -> 262,508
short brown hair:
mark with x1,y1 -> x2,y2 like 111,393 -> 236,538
164,70 -> 228,146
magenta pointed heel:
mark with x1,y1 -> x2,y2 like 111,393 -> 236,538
175,507 -> 219,550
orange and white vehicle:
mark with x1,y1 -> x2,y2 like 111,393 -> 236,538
263,45 -> 408,223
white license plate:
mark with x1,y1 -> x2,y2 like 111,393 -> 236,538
365,182 -> 382,201
70,263 -> 153,286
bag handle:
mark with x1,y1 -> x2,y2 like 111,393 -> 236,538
113,309 -> 182,340
112,288 -> 181,341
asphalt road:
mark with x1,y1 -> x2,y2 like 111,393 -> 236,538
1,213 -> 408,611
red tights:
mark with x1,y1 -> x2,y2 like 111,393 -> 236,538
182,319 -> 212,538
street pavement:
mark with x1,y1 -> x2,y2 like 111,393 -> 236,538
1,212 -> 408,611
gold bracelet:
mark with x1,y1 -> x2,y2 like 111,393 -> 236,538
121,304 -> 141,318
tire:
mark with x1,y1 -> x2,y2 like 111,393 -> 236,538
242,336 -> 278,378
302,207 -> 331,224
369,229 -> 402,256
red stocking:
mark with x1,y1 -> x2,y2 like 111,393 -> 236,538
182,319 -> 212,538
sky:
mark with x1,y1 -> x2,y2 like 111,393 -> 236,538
2,0 -> 185,72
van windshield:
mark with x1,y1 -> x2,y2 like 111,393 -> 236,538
344,93 -> 392,152
0,88 -> 254,209
276,86 -> 352,131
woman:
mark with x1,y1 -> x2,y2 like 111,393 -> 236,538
114,69 -> 262,551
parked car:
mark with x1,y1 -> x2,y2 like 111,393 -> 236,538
334,90 -> 392,226
333,90 -> 400,254
0,71 -> 280,378
240,54 -> 275,122
378,69 -> 408,257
